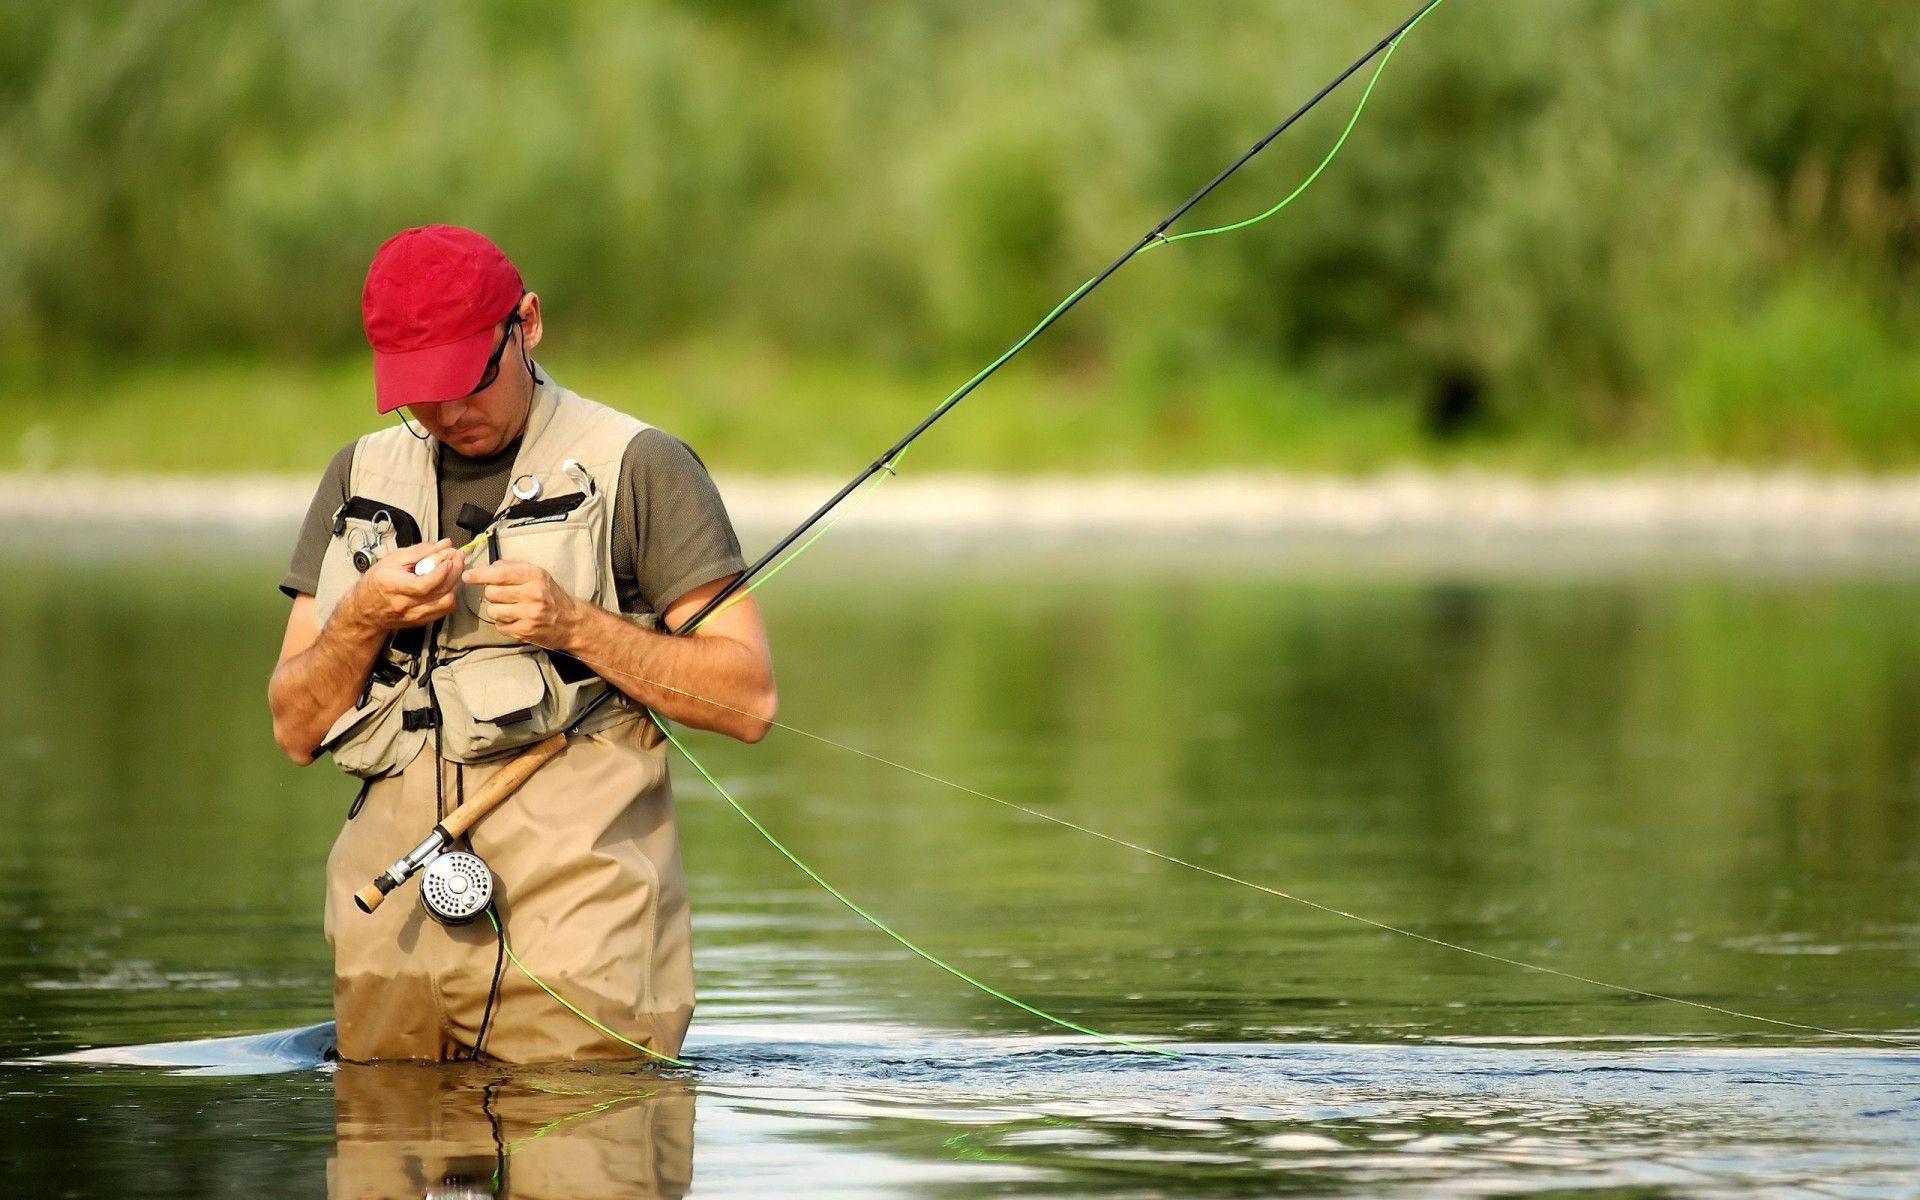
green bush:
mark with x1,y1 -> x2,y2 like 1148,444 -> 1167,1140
1,0 -> 1914,467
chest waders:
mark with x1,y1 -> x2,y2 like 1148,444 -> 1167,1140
313,377 -> 695,1064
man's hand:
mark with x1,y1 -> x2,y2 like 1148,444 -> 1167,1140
339,538 -> 461,634
463,559 -> 585,650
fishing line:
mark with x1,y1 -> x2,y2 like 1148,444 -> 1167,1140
484,0 -> 1912,1054
674,0 -> 1449,635
656,718 -> 1177,1057
484,907 -> 691,1067
463,0 -> 1518,1058
609,662 -> 1920,1050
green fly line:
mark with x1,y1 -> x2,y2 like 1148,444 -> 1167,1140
537,0 -> 1912,1052
657,719 -> 1178,1058
610,663 -> 1920,1050
1147,0 -> 1433,251
487,907 -> 691,1067
492,18 -> 1440,1059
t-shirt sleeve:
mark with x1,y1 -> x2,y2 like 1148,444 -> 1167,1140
614,428 -> 746,616
279,442 -> 356,599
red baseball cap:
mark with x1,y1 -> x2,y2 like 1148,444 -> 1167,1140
362,225 -> 525,413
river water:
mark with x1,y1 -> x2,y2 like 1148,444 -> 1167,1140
1,529 -> 1916,1196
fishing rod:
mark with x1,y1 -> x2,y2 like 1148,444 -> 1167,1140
674,0 -> 1446,634
352,0 -> 1452,1061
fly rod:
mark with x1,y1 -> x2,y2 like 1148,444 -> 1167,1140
673,0 -> 1444,634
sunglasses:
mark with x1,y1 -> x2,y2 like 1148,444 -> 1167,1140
465,293 -> 528,397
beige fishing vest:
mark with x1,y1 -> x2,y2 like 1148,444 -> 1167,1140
312,377 -> 649,777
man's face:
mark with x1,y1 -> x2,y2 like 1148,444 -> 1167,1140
405,297 -> 542,458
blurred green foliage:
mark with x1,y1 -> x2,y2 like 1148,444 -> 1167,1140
0,0 -> 1915,469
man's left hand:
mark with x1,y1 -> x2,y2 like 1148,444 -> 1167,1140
463,560 -> 586,650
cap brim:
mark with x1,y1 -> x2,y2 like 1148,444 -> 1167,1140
371,325 -> 500,414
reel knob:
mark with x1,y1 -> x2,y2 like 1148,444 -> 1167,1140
419,850 -> 494,925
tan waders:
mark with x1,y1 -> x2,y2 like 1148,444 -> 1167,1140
323,714 -> 693,1063
314,379 -> 696,1063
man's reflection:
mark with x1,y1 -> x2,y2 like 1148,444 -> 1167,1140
330,1061 -> 693,1199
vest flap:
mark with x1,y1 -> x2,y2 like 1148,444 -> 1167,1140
451,653 -> 548,723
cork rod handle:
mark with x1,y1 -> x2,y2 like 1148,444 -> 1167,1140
353,879 -> 391,915
439,733 -> 569,840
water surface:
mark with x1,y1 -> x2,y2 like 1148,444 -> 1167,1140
2,530 -> 1917,1196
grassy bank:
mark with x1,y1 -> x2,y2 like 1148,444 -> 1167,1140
7,293 -> 1920,477
0,345 -> 1409,476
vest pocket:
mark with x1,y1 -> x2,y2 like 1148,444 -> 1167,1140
431,645 -> 626,763
432,647 -> 558,761
320,669 -> 424,779
458,495 -> 601,628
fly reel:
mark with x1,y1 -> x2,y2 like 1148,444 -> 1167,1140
418,850 -> 494,925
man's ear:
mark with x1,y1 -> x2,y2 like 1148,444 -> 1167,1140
519,292 -> 543,353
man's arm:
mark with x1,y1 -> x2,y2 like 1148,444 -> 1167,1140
267,539 -> 461,764
463,562 -> 777,743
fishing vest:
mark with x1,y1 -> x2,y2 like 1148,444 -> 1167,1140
311,376 -> 649,778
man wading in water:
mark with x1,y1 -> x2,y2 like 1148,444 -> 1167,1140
267,225 -> 776,1063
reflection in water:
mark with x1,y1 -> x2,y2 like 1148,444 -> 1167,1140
29,1023 -> 1920,1196
331,1061 -> 692,1200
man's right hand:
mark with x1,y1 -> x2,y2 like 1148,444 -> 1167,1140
339,538 -> 461,633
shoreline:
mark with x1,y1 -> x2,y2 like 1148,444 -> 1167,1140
10,469 -> 1920,536
13,469 -> 1920,579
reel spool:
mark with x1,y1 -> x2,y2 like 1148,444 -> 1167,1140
419,850 -> 494,925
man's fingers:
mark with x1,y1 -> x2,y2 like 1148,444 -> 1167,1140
463,559 -> 537,586
390,556 -> 458,597
393,538 -> 453,566
483,582 -> 532,606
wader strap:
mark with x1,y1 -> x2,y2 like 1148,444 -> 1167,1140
347,778 -> 373,820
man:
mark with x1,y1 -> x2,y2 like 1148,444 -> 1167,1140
267,224 -> 776,1063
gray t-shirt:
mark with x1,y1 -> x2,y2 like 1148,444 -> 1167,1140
281,426 -> 745,618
